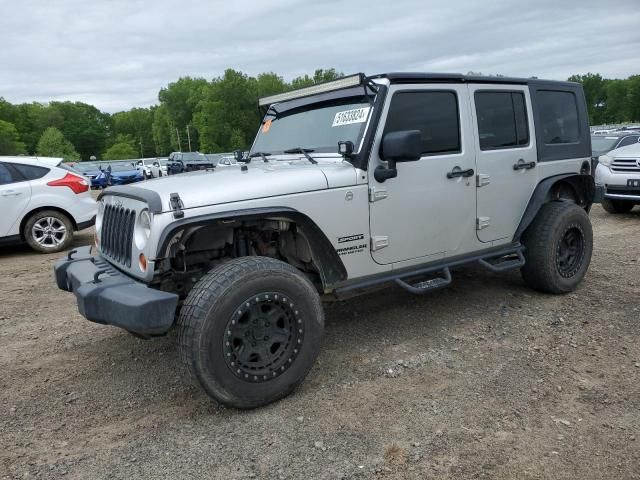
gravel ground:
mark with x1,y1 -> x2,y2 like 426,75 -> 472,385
1,205 -> 639,480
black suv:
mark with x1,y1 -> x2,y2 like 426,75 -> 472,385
166,152 -> 217,175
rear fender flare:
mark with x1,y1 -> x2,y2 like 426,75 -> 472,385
514,174 -> 595,242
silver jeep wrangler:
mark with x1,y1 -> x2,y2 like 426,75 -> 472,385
55,73 -> 596,408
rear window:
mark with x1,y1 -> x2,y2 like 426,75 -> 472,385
0,163 -> 15,185
475,91 -> 529,150
538,91 -> 580,144
12,164 -> 50,180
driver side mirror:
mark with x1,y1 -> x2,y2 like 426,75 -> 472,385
375,130 -> 422,182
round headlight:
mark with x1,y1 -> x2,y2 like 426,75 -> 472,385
95,201 -> 105,234
134,209 -> 152,250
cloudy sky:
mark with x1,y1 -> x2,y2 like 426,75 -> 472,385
1,0 -> 639,112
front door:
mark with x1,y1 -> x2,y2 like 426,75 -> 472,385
368,84 -> 477,265
0,163 -> 32,236
469,85 -> 538,243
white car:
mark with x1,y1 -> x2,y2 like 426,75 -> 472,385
595,143 -> 640,213
136,159 -> 164,179
0,156 -> 96,253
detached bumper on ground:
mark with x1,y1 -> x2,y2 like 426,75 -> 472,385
54,246 -> 179,336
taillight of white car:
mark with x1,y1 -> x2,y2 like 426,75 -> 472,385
46,173 -> 90,194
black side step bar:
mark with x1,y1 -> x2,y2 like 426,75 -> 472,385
395,268 -> 452,294
335,243 -> 526,296
478,249 -> 525,272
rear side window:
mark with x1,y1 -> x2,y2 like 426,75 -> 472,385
0,163 -> 15,185
12,164 -> 50,180
537,91 -> 580,144
384,91 -> 461,155
475,91 -> 529,149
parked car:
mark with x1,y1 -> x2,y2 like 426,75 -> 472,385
591,132 -> 640,176
0,156 -> 96,253
105,162 -> 144,185
157,158 -> 168,176
166,152 -> 216,175
594,142 -> 640,213
136,159 -> 164,179
55,72 -> 595,408
71,162 -> 109,188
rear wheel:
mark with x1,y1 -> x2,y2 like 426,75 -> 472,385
23,210 -> 74,253
176,257 -> 324,408
602,198 -> 634,214
521,202 -> 593,294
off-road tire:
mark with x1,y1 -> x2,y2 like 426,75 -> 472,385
23,210 -> 74,253
601,198 -> 634,214
521,202 -> 593,294
176,256 -> 324,409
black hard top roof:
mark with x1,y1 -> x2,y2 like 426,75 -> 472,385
369,72 -> 579,88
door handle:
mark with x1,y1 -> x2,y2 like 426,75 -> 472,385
447,167 -> 475,179
513,159 -> 536,170
1,191 -> 22,197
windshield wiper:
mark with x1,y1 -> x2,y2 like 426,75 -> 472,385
249,152 -> 272,163
283,147 -> 318,165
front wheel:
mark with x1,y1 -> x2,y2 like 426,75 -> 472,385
521,202 -> 593,294
601,198 -> 634,214
176,257 -> 324,408
23,210 -> 74,253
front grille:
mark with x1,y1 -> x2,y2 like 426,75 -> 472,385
611,158 -> 640,173
101,205 -> 135,267
606,186 -> 640,196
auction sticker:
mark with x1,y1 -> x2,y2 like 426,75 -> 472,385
332,107 -> 371,127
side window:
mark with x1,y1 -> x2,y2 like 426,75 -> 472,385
618,136 -> 639,148
12,164 -> 50,180
475,91 -> 529,149
0,163 -> 15,185
383,91 -> 461,155
537,91 -> 580,144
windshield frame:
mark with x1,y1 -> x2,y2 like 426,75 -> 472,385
251,84 -> 388,170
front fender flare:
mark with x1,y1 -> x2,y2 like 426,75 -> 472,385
156,207 -> 348,290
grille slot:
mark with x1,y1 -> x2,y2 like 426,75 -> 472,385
101,205 -> 135,267
611,158 -> 640,173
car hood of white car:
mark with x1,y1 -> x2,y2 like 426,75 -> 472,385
126,158 -> 358,212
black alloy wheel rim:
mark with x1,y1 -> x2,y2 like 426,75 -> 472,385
223,292 -> 303,382
556,225 -> 585,278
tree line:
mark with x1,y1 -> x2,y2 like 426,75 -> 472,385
0,69 -> 638,161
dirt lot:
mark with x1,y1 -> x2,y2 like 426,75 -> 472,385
1,205 -> 639,480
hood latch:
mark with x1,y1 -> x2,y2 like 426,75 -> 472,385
169,193 -> 185,219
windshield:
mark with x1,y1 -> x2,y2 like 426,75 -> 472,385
251,96 -> 372,155
591,136 -> 618,153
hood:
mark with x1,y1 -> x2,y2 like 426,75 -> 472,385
128,158 -> 357,212
111,169 -> 141,177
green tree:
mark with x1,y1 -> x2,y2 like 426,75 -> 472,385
102,134 -> 138,160
568,73 -> 607,124
290,68 -> 343,89
604,80 -> 630,123
112,107 -> 155,157
47,102 -> 110,160
36,127 -> 79,161
0,120 -> 27,155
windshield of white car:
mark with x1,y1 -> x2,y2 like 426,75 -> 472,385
591,136 -> 619,152
251,96 -> 372,156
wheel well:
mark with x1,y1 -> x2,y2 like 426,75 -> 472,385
154,211 -> 347,297
19,206 -> 77,239
514,173 -> 595,242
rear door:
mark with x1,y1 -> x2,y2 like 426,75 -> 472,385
469,85 -> 538,243
0,162 -> 32,236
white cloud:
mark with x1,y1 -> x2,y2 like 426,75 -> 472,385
0,0 -> 638,112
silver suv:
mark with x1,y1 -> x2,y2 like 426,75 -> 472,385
594,142 -> 640,213
55,73 -> 596,408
